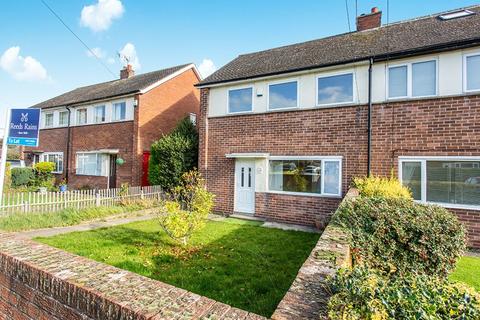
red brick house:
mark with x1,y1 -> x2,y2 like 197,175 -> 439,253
197,6 -> 480,247
25,63 -> 201,189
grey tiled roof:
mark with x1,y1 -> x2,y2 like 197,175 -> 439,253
199,5 -> 480,86
34,64 -> 192,109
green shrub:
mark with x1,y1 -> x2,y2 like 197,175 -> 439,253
148,117 -> 198,190
11,167 -> 34,187
33,162 -> 55,190
328,266 -> 480,320
353,175 -> 412,199
158,170 -> 214,245
334,197 -> 465,276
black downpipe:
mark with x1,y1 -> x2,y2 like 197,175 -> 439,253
367,58 -> 373,177
65,107 -> 72,182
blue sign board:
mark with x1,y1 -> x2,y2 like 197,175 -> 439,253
7,108 -> 41,147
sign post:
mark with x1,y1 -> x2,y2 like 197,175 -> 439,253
0,108 -> 41,201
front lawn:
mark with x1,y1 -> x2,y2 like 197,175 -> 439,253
450,256 -> 480,291
36,218 -> 319,317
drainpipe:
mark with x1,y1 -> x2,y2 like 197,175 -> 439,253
65,107 -> 72,183
367,58 -> 373,177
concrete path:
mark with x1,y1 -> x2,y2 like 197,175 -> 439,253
16,212 -> 157,239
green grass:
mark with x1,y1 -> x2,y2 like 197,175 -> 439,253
36,218 -> 319,317
450,256 -> 480,291
0,204 -> 148,232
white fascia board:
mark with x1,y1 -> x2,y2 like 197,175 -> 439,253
139,64 -> 201,94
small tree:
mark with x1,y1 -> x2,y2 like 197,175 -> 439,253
148,117 -> 198,190
158,170 -> 214,245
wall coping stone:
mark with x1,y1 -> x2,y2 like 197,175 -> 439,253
0,231 -> 266,320
271,189 -> 357,320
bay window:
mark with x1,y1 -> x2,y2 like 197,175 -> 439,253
268,157 -> 342,196
76,153 -> 107,176
40,152 -> 63,174
400,157 -> 480,209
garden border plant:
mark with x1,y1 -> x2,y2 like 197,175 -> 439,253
327,176 -> 479,319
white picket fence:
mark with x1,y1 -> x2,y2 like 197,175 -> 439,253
0,185 -> 164,216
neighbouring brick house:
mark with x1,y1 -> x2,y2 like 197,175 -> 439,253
197,6 -> 480,248
25,63 -> 201,189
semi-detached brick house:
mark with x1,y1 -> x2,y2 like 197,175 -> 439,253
25,63 -> 201,189
196,6 -> 480,248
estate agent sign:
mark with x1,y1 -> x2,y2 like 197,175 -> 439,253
7,108 -> 41,147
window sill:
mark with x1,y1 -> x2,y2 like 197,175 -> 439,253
416,200 -> 480,212
265,190 -> 342,198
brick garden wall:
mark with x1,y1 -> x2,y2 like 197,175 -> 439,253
200,88 -> 480,247
0,233 -> 265,320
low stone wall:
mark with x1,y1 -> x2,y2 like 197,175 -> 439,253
0,232 -> 265,320
271,189 -> 356,320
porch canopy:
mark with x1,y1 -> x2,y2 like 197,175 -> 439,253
225,153 -> 269,159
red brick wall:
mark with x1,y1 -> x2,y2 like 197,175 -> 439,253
134,68 -> 200,185
26,121 -> 135,190
200,90 -> 480,247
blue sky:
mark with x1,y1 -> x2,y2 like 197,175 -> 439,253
1,0 -> 479,133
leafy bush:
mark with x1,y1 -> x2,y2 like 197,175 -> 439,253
33,162 -> 55,189
11,167 -> 34,187
158,170 -> 214,245
328,266 -> 480,320
334,197 -> 465,276
353,175 -> 412,199
149,117 -> 198,190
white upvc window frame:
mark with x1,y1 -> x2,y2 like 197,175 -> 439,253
75,152 -> 108,177
266,155 -> 343,198
94,105 -> 106,123
227,85 -> 254,114
59,110 -> 69,127
267,78 -> 300,111
398,156 -> 480,211
76,108 -> 88,125
112,101 -> 127,121
387,58 -> 438,100
43,112 -> 54,128
463,51 -> 480,93
316,70 -> 356,107
40,152 -> 64,174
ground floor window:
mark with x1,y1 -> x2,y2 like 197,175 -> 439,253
400,157 -> 480,208
76,153 -> 107,176
268,157 -> 342,196
40,152 -> 64,174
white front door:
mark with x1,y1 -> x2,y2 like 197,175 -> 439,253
234,160 -> 255,214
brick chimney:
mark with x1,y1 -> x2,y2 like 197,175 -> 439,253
357,7 -> 382,31
120,64 -> 135,79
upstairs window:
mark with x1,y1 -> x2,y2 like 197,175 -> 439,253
44,113 -> 54,128
59,111 -> 69,126
268,81 -> 298,110
113,102 -> 126,121
388,60 -> 437,99
465,53 -> 480,92
95,105 -> 106,123
317,73 -> 354,105
228,87 -> 253,113
77,108 -> 87,125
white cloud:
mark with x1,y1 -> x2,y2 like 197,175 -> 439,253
80,0 -> 124,32
86,47 -> 106,59
119,43 -> 140,70
0,47 -> 48,81
198,58 -> 216,78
